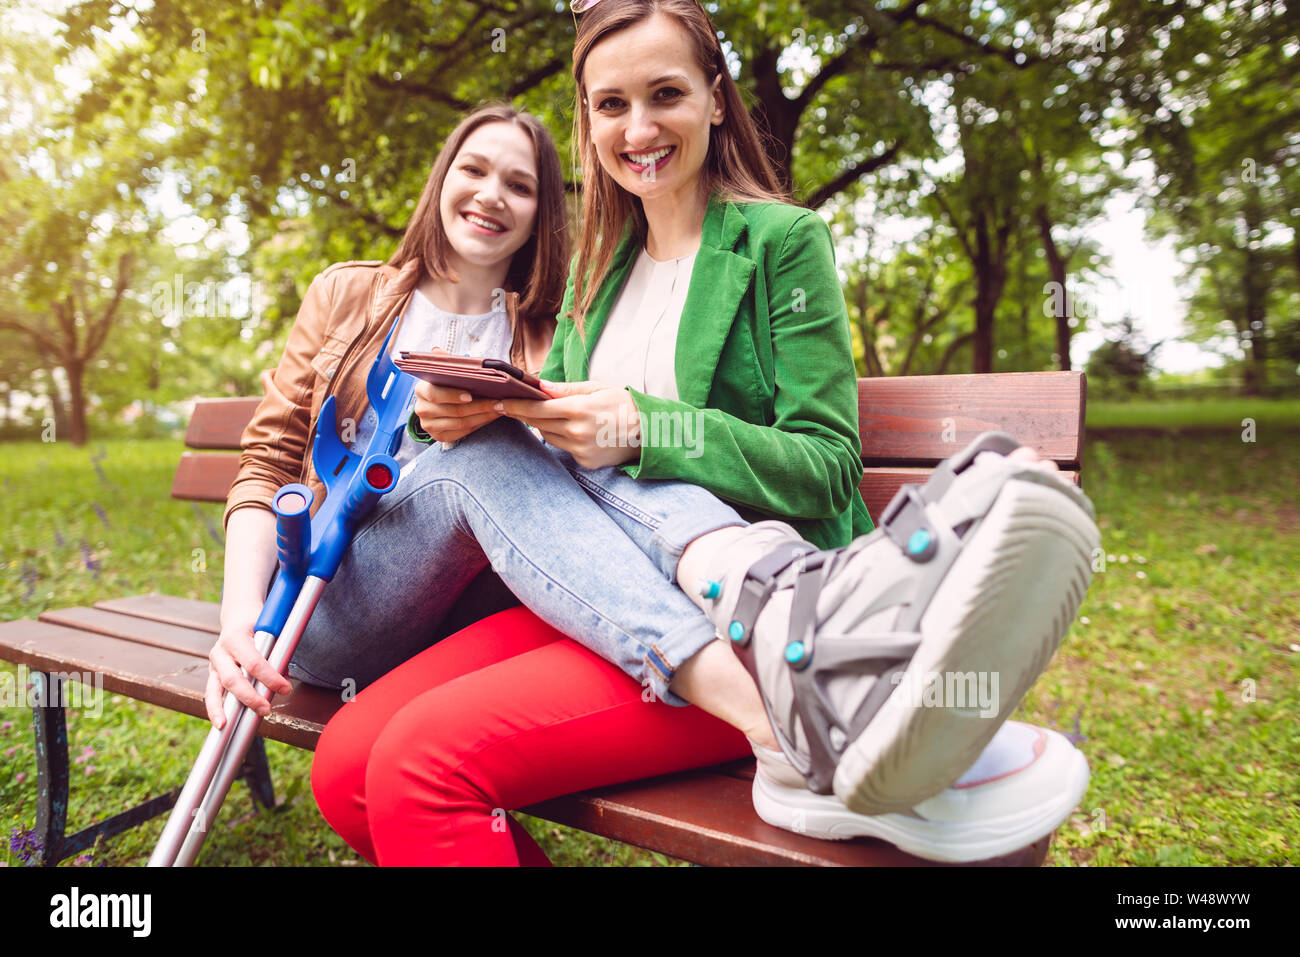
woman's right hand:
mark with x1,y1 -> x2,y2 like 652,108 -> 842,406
205,604 -> 294,730
412,379 -> 504,442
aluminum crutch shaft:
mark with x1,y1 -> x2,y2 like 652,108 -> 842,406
172,576 -> 326,866
147,627 -> 278,866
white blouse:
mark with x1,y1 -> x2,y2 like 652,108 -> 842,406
588,247 -> 696,401
349,288 -> 513,463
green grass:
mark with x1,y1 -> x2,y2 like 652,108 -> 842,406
2,422 -> 1297,866
1019,428 -> 1300,865
1087,396 -> 1300,430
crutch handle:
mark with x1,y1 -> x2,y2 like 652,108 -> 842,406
273,484 -> 313,573
254,486 -> 315,636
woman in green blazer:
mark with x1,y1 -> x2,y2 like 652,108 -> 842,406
310,0 -> 1098,865
538,191 -> 877,551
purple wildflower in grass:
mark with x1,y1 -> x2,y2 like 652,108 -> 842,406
15,772 -> 26,784
190,502 -> 224,545
20,564 -> 37,602
8,827 -> 44,866
1,721 -> 11,731
90,445 -> 115,488
79,541 -> 100,579
92,503 -> 112,527
1063,706 -> 1087,747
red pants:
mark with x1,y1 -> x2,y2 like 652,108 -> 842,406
310,606 -> 751,865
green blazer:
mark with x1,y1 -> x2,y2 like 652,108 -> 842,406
540,193 -> 874,550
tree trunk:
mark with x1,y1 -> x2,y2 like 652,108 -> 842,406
969,209 -> 1010,374
900,301 -> 953,377
1240,201 -> 1269,396
1036,204 -> 1073,370
64,359 -> 88,446
971,274 -> 1001,373
859,315 -> 885,377
747,44 -> 797,191
44,368 -> 69,440
1291,215 -> 1300,287
853,277 -> 885,377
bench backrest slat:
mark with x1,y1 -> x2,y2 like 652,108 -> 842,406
184,397 -> 263,449
858,371 -> 1084,467
174,372 -> 1086,524
172,452 -> 243,502
855,371 -> 1085,518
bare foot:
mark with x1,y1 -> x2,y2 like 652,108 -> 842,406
1004,445 -> 1075,486
1006,445 -> 1058,470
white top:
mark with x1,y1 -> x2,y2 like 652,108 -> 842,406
587,248 -> 696,401
349,288 -> 513,464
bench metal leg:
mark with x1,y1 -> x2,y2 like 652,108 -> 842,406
31,670 -> 70,866
237,737 -> 276,810
27,670 -> 276,866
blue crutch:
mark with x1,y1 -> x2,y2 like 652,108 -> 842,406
149,316 -> 418,866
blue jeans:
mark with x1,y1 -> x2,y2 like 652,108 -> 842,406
289,417 -> 746,705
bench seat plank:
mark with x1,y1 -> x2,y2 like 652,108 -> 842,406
526,765 -> 1050,867
0,617 -> 336,750
95,594 -> 222,633
39,606 -> 215,658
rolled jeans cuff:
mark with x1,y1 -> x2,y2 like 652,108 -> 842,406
643,616 -> 720,707
647,506 -> 744,584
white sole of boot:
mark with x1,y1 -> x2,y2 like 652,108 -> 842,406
755,730 -> 1089,862
834,472 -> 1098,815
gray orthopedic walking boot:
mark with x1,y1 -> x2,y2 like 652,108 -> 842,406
698,432 -> 1099,815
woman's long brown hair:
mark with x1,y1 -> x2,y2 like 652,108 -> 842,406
388,104 -> 569,368
570,0 -> 790,335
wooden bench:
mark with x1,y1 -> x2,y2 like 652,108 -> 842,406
0,370 -> 1086,866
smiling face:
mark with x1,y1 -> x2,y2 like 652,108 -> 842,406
582,12 -> 724,210
437,121 -> 540,273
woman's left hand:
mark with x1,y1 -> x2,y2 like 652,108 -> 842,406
496,380 -> 641,469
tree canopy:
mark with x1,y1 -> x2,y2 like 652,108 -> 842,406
1,0 -> 1295,442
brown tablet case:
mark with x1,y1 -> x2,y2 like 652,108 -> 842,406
395,352 -> 550,400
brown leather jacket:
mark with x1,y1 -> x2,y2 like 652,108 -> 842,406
223,258 -> 553,531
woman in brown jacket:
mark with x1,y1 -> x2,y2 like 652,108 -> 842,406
208,103 -> 570,722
